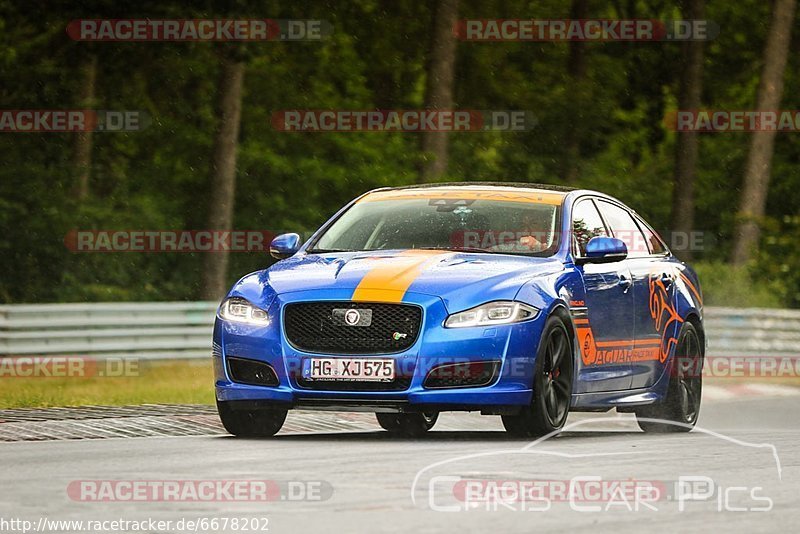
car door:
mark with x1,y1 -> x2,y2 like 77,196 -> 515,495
630,213 -> 678,388
571,198 -> 634,393
595,201 -> 670,389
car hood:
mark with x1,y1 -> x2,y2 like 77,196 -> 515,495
231,250 -> 564,312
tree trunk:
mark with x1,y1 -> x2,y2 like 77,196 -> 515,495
669,0 -> 705,261
730,0 -> 797,266
73,54 -> 97,201
420,0 -> 459,182
201,57 -> 245,300
561,0 -> 589,184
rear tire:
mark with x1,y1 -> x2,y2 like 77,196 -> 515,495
502,316 -> 573,437
376,412 -> 438,437
217,400 -> 287,437
635,322 -> 703,433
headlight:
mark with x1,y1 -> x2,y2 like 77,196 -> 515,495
218,297 -> 270,326
444,301 -> 539,328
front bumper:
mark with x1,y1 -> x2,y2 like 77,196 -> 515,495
213,289 -> 545,410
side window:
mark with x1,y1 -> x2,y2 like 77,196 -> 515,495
596,201 -> 650,257
572,199 -> 608,256
634,214 -> 668,255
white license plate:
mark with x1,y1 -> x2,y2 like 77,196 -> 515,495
303,358 -> 395,381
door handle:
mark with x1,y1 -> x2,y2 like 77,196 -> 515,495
618,276 -> 632,292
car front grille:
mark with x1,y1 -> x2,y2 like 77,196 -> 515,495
283,302 -> 422,354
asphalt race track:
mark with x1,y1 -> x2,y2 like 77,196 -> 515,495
1,387 -> 799,533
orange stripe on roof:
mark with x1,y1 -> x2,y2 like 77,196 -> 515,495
351,250 -> 450,303
359,188 -> 565,206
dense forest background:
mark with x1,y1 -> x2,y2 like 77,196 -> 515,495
1,0 -> 799,307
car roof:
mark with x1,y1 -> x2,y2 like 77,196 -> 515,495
359,182 -> 641,218
380,181 -> 577,194
362,182 -> 583,206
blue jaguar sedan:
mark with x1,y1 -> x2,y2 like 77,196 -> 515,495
213,183 -> 704,437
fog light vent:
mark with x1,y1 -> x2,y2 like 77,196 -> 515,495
423,361 -> 500,389
227,357 -> 279,387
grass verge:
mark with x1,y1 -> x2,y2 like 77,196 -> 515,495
0,360 -> 215,409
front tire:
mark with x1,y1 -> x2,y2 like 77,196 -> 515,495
502,316 -> 573,437
217,401 -> 287,437
376,412 -> 438,437
635,322 -> 703,433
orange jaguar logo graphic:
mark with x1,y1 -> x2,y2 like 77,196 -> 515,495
648,272 -> 683,363
580,327 -> 596,366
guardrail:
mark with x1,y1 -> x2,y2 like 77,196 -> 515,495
0,303 -> 798,360
703,307 -> 800,358
0,302 -> 218,360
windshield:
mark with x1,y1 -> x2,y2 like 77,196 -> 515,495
309,193 -> 562,256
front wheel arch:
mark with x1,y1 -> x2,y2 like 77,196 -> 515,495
503,313 -> 575,437
547,305 -> 577,400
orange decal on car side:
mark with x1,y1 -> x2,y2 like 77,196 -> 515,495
649,273 -> 684,363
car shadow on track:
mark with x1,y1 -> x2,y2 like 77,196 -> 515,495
216,430 -> 655,442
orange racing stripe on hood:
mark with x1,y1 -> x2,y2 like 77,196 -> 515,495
351,250 -> 451,302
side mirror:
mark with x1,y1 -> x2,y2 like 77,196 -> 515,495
577,236 -> 628,264
269,233 -> 301,260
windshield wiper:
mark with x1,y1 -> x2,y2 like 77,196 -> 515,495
308,246 -> 494,254
307,248 -> 357,253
